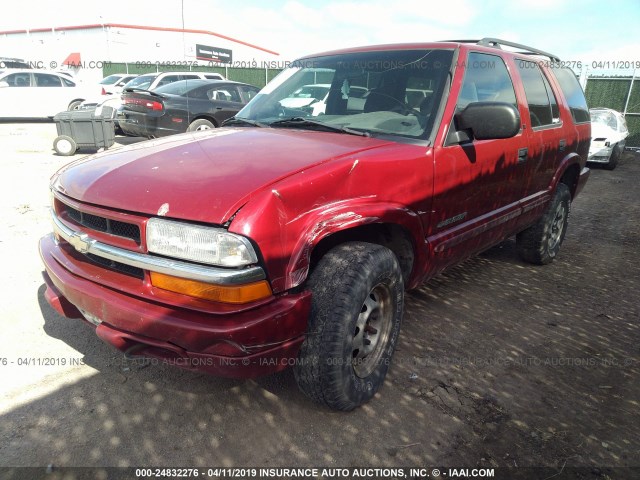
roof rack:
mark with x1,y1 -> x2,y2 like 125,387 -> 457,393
442,38 -> 561,62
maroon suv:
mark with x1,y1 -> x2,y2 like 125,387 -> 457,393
40,38 -> 590,410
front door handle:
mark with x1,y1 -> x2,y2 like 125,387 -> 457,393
517,147 -> 528,164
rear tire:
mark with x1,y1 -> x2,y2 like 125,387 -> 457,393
67,100 -> 83,111
604,143 -> 620,170
294,242 -> 404,411
53,135 -> 77,156
516,183 -> 570,265
187,119 -> 215,132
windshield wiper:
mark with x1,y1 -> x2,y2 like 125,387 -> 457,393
269,117 -> 370,137
222,117 -> 267,128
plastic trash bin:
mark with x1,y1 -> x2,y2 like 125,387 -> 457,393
53,106 -> 116,156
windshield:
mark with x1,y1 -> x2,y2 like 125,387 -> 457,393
123,74 -> 157,90
236,49 -> 453,139
153,79 -> 209,95
590,110 -> 618,130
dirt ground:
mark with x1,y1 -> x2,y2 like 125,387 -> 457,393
0,123 -> 638,478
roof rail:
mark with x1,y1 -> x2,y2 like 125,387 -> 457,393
441,38 -> 561,62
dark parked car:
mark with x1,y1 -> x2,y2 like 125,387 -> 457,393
117,79 -> 259,137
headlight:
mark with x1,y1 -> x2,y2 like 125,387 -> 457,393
146,218 -> 258,267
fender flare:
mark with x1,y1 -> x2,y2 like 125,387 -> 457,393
550,152 -> 584,197
284,201 -> 427,290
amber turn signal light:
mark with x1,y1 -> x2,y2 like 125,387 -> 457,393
150,272 -> 272,304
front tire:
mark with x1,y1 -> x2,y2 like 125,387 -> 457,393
516,183 -> 571,265
604,143 -> 620,170
294,242 -> 404,411
187,119 -> 215,132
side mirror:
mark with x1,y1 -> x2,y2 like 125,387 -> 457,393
0,81 -> 9,88
451,102 -> 520,143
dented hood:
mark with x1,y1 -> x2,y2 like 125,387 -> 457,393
53,128 -> 391,224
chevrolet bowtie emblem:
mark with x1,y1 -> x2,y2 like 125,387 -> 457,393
68,232 -> 92,254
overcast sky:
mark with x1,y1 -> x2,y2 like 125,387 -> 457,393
3,0 -> 640,66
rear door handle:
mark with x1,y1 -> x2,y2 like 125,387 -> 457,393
517,147 -> 528,163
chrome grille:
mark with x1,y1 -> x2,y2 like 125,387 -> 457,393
64,204 -> 141,243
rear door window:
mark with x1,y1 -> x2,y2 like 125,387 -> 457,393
34,73 -> 63,87
541,72 -> 560,122
208,86 -> 242,103
515,61 -> 558,127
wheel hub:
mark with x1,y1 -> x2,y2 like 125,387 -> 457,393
57,139 -> 72,154
352,283 -> 393,378
549,203 -> 566,250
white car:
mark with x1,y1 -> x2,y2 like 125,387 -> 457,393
280,84 -> 372,116
100,73 -> 139,95
80,74 -> 138,111
588,108 -> 629,170
0,69 -> 91,118
280,84 -> 331,116
78,95 -> 122,112
121,71 -> 225,92
78,94 -> 126,117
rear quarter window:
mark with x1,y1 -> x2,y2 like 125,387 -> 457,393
553,68 -> 590,124
239,85 -> 259,102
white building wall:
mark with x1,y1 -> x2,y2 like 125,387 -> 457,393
1,25 -> 279,83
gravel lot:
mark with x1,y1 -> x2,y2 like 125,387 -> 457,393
0,123 -> 638,478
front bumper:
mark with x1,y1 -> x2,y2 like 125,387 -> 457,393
588,147 -> 612,163
588,139 -> 626,164
40,233 -> 311,378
